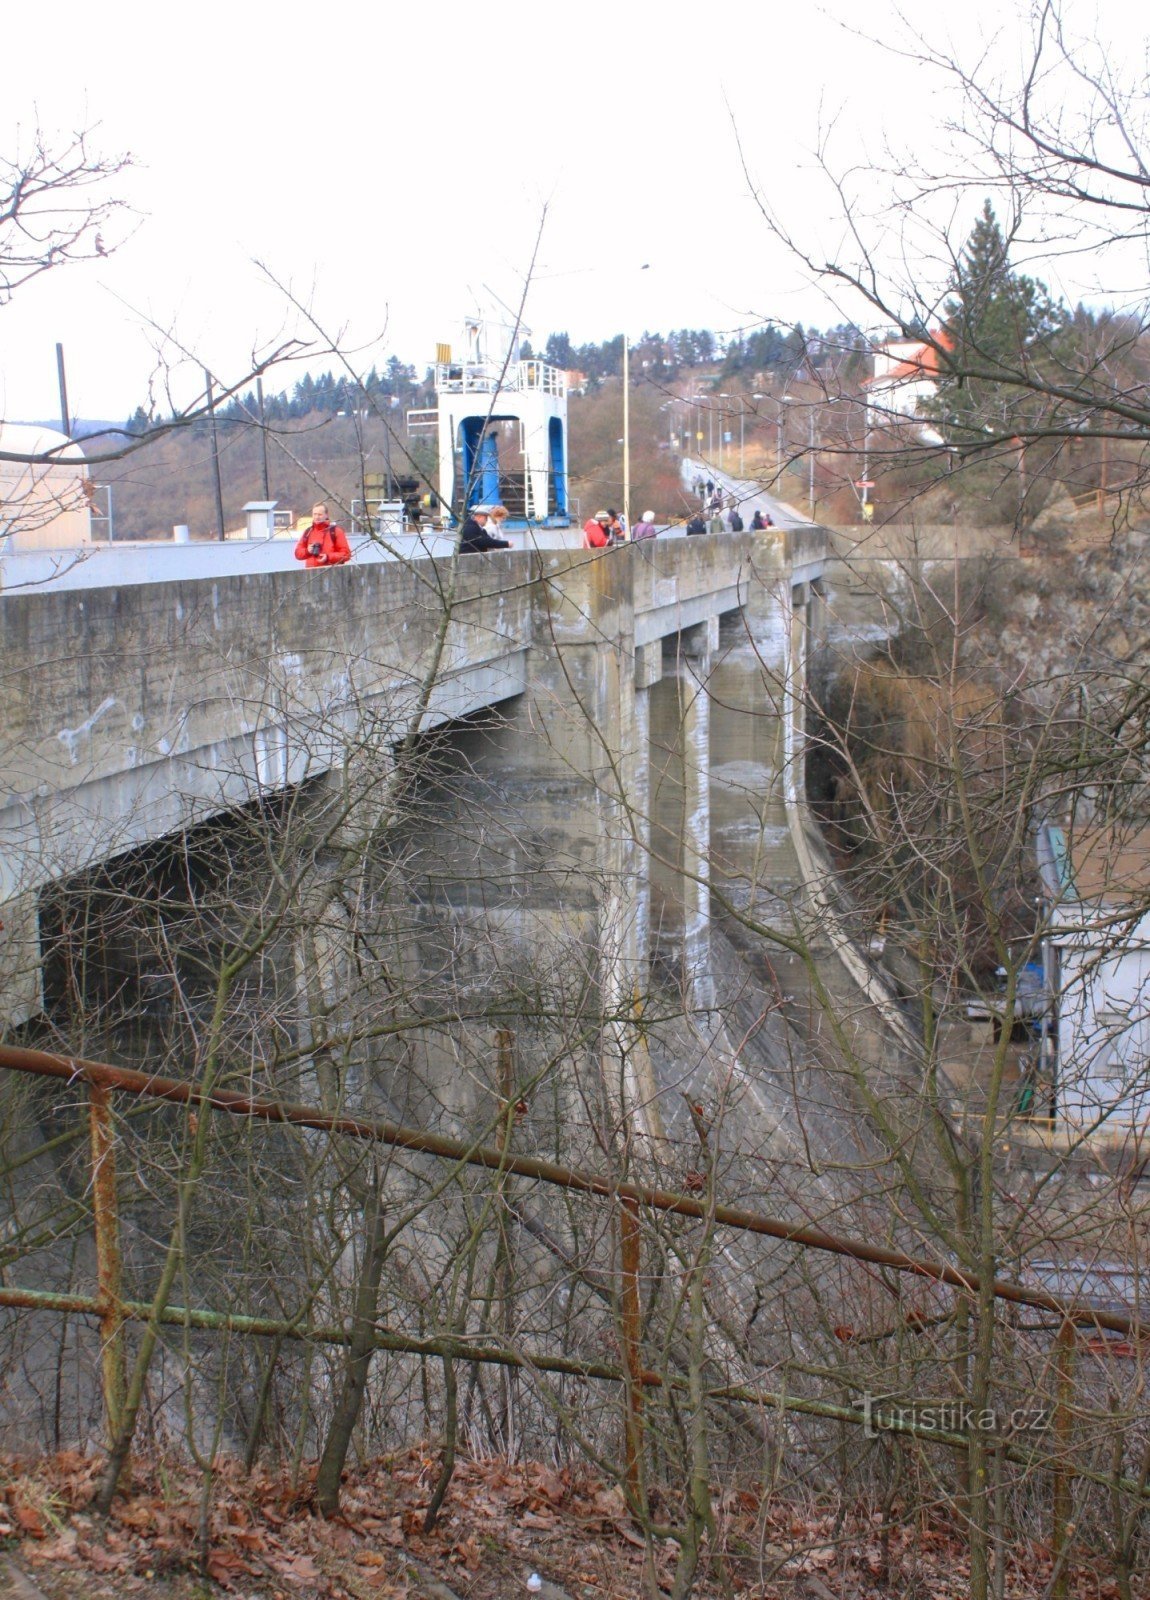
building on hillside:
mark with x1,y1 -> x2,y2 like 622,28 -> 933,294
431,316 -> 570,527
0,424 -> 92,549
864,334 -> 952,447
1037,820 -> 1150,1128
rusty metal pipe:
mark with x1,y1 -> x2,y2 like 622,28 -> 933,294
2,1281 -> 1147,1504
0,1042 -> 1138,1337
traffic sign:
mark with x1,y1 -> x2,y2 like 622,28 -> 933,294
855,479 -> 875,489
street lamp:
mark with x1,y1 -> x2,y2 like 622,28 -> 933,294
748,394 -> 766,480
623,332 -> 631,534
808,408 -> 817,518
718,393 -> 730,471
620,263 -> 650,537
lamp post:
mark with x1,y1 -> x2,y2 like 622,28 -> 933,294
622,263 -> 652,537
748,394 -> 765,480
718,393 -> 730,471
623,332 -> 630,533
808,407 -> 817,519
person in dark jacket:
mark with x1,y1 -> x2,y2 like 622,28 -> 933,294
685,512 -> 707,536
458,505 -> 511,553
728,508 -> 744,532
750,510 -> 765,530
294,503 -> 352,567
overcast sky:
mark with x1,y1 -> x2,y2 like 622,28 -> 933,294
1,0 -> 1137,423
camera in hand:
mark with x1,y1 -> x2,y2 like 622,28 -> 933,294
309,542 -> 322,558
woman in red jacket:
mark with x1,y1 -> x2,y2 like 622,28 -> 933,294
582,510 -> 612,549
294,503 -> 352,567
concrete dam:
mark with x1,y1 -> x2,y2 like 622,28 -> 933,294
0,527 -> 913,1466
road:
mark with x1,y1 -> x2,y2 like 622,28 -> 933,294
680,455 -> 810,530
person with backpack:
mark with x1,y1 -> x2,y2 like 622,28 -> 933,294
728,507 -> 744,533
294,503 -> 352,568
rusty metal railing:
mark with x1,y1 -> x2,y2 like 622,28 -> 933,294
0,1039 -> 1142,1510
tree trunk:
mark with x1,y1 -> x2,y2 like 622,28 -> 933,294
316,1177 -> 388,1516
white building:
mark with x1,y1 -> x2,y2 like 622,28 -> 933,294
0,424 -> 92,549
1049,905 -> 1150,1128
432,317 -> 570,527
1038,821 -> 1150,1128
864,335 -> 951,447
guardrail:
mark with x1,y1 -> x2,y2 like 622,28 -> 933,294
434,360 -> 566,397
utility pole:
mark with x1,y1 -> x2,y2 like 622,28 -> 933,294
204,369 -> 226,541
808,409 -> 816,519
56,344 -> 71,436
623,333 -> 631,534
256,377 -> 271,502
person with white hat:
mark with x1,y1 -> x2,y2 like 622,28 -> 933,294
582,510 -> 612,549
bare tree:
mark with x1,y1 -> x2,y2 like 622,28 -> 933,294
742,0 -> 1150,524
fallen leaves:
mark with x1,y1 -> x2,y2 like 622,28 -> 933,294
0,1447 -> 1129,1600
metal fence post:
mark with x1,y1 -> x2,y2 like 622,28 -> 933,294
1051,1318 -> 1076,1600
619,1196 -> 647,1521
88,1082 -> 126,1438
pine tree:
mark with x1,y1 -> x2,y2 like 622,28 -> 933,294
932,200 -> 1066,444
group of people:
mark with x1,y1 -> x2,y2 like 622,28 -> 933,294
581,508 -> 660,547
292,489 -> 772,566
683,500 -> 774,537
685,476 -> 776,536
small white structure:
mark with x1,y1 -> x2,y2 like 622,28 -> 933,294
0,424 -> 91,550
1051,907 -> 1150,1127
434,316 -> 570,526
1035,821 -> 1150,1128
241,501 -> 279,540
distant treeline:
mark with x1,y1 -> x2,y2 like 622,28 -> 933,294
121,322 -> 873,432
528,322 -> 870,384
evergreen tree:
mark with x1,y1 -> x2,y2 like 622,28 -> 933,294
932,199 -> 1067,443
544,332 -> 575,370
